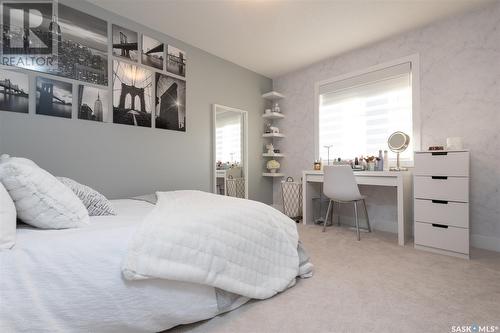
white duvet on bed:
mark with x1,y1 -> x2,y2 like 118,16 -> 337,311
0,199 -> 248,333
124,191 -> 302,299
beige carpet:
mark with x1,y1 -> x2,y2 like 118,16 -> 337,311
172,224 -> 500,333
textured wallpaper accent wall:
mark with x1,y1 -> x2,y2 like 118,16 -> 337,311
272,3 -> 500,251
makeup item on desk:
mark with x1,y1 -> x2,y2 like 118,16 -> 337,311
383,150 -> 389,171
354,157 -> 359,166
428,146 -> 444,151
378,150 -> 383,171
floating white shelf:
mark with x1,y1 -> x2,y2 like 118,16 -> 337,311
262,133 -> 285,138
262,112 -> 285,119
262,172 -> 284,177
261,91 -> 285,100
262,153 -> 284,158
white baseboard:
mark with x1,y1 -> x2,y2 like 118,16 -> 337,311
471,234 -> 500,252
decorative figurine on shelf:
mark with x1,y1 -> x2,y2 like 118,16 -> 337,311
266,143 -> 274,154
269,126 -> 280,134
313,160 -> 321,171
273,103 -> 281,113
265,108 -> 272,114
265,123 -> 272,133
273,149 -> 280,154
267,159 -> 280,173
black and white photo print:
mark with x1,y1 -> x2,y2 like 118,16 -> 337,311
0,68 -> 29,114
77,85 -> 110,122
166,45 -> 186,77
112,25 -> 138,62
141,35 -> 164,70
57,4 -> 108,85
155,73 -> 186,131
36,77 -> 73,118
113,61 -> 153,127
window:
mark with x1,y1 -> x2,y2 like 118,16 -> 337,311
317,61 -> 415,164
216,113 -> 242,163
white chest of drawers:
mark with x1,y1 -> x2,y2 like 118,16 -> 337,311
413,150 -> 470,259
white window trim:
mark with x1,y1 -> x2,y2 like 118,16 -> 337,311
313,54 -> 421,167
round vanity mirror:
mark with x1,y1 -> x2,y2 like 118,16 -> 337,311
387,131 -> 410,171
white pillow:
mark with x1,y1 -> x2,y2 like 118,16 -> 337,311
0,182 -> 16,249
0,155 -> 89,229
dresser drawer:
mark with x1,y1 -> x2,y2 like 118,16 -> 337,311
414,176 -> 469,202
414,222 -> 469,254
414,152 -> 469,177
414,199 -> 468,228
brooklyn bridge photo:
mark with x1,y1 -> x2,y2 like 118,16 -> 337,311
0,69 -> 29,114
167,45 -> 186,77
113,61 -> 153,127
142,35 -> 164,70
36,77 -> 73,119
155,73 -> 186,132
112,25 -> 138,62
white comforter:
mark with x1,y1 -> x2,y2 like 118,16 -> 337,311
0,200 -> 248,333
123,191 -> 303,299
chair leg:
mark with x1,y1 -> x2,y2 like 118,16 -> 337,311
362,199 -> 372,233
354,201 -> 360,241
336,201 -> 341,226
322,200 -> 332,232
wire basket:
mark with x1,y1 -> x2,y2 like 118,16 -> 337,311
281,177 -> 302,221
226,177 -> 245,198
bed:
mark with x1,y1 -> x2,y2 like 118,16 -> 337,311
0,199 -> 251,332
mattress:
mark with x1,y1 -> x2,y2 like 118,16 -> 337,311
0,199 -> 248,333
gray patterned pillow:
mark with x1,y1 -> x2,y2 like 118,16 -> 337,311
57,177 -> 116,216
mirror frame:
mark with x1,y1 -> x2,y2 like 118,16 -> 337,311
212,104 -> 249,199
388,131 -> 410,153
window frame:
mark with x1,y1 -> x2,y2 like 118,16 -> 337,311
313,54 -> 421,167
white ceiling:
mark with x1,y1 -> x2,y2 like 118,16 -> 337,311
90,0 -> 492,78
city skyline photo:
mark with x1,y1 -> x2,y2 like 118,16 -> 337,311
57,4 -> 108,86
0,68 -> 29,114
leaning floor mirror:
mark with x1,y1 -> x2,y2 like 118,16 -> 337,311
212,104 -> 248,199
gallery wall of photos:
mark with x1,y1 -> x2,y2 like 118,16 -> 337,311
0,1 -> 187,132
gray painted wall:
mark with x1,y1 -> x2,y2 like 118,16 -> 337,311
0,0 -> 273,203
272,2 -> 500,251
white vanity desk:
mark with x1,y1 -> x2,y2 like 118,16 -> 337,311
302,170 -> 413,246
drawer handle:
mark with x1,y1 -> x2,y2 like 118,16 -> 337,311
431,152 -> 448,156
432,200 -> 448,204
431,176 -> 448,180
432,223 -> 449,229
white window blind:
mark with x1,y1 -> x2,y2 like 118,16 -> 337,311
318,63 -> 413,163
216,114 -> 242,163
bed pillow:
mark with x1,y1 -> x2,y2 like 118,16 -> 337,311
57,177 -> 116,216
0,182 -> 16,249
0,155 -> 89,229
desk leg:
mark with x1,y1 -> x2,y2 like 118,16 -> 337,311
397,177 -> 405,246
302,180 -> 321,225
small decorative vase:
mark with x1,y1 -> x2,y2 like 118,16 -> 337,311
368,162 -> 375,171
270,168 -> 277,173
